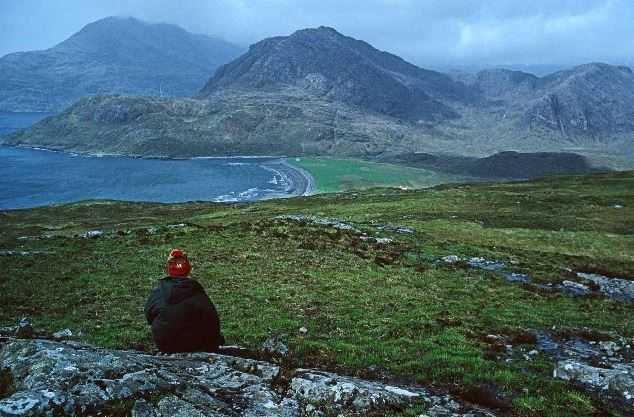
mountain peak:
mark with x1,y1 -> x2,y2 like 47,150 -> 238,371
199,27 -> 471,122
0,16 -> 243,112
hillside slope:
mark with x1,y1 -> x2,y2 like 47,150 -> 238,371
0,17 -> 242,112
4,92 -> 451,158
1,171 -> 633,416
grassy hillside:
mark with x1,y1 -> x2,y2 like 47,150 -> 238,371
1,172 -> 633,416
290,157 -> 466,192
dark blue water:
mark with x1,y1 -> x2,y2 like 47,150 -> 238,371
0,146 -> 295,209
0,112 -> 52,135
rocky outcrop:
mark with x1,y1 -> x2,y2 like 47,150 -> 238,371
576,272 -> 634,301
536,332 -> 634,409
0,338 -> 495,417
439,255 -> 634,301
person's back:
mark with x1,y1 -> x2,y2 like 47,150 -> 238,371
144,249 -> 224,353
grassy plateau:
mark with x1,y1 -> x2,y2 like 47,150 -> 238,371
1,171 -> 633,416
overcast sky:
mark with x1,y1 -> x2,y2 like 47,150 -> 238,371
1,0 -> 633,71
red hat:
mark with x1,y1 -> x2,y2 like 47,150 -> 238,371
166,249 -> 191,277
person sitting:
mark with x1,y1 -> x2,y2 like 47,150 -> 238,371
144,249 -> 225,353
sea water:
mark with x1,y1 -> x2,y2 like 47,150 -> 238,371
0,146 -> 296,209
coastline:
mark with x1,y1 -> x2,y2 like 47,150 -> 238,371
260,158 -> 316,199
1,144 -> 317,205
4,143 -> 288,161
281,159 -> 316,196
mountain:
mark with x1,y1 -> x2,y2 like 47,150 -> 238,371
5,27 -> 634,167
0,17 -> 243,112
199,26 -> 473,122
524,63 -> 634,137
467,63 -> 634,140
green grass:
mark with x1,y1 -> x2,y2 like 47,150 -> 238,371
290,157 -> 465,193
1,171 -> 633,416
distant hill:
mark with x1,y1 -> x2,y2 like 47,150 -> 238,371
3,92 -> 438,158
0,17 -> 242,112
5,26 -> 634,169
387,151 -> 599,179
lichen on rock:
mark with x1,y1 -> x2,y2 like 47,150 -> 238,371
0,338 -> 495,417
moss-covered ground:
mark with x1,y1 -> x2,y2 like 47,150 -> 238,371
1,171 -> 633,416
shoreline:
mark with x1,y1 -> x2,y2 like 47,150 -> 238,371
1,144 -> 317,207
259,159 -> 316,198
3,143 -> 291,160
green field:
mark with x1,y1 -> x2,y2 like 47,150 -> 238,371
290,157 -> 465,192
1,172 -> 634,416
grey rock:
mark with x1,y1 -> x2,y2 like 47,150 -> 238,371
376,225 -> 416,234
276,215 -> 361,233
131,399 -> 157,417
441,255 -> 462,264
289,369 -> 423,412
52,329 -> 73,340
504,273 -> 531,283
599,341 -> 621,357
577,272 -> 634,301
262,334 -> 289,357
468,257 -> 506,271
156,395 -> 208,417
0,251 -> 47,257
537,332 -> 634,406
80,230 -> 104,238
16,234 -> 52,241
0,338 -> 495,417
0,339 -> 286,417
557,280 -> 591,296
452,256 -> 633,302
360,236 -> 394,245
554,360 -> 634,404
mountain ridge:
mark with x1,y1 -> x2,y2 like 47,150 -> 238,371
0,16 -> 243,112
4,26 -> 634,166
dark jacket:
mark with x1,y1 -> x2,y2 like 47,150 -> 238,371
144,277 -> 224,353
